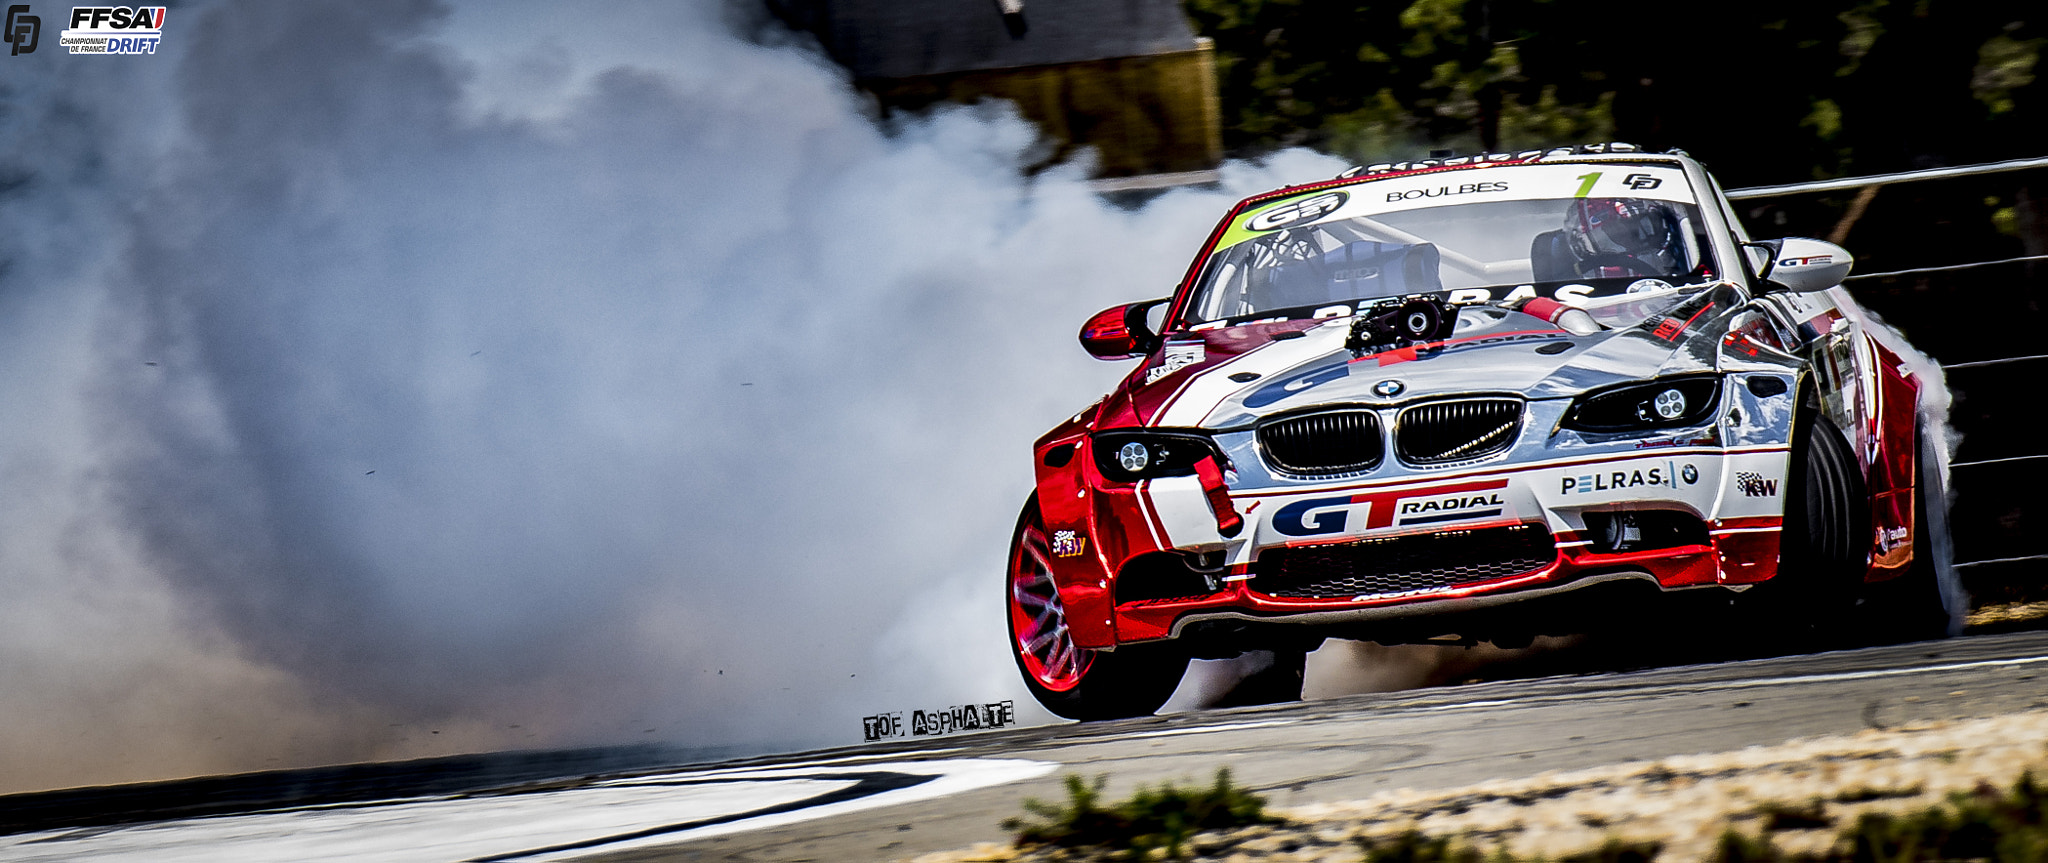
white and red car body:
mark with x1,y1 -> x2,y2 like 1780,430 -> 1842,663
1028,148 -> 1933,656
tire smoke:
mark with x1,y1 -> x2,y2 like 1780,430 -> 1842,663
0,0 -> 1348,792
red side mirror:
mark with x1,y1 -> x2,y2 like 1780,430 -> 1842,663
1079,299 -> 1168,360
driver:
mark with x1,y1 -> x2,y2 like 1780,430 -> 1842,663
1559,197 -> 1686,279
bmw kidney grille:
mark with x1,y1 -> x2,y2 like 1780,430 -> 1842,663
1396,398 -> 1523,465
1257,409 -> 1384,475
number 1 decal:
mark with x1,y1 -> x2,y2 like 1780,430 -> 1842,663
1574,172 -> 1602,198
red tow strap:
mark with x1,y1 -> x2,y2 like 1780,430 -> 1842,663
1192,454 -> 1244,538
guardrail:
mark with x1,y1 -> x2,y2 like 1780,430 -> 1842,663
1847,255 -> 2048,281
1726,155 -> 2048,200
1777,167 -> 2048,579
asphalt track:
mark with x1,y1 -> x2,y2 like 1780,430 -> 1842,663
9,629 -> 2048,862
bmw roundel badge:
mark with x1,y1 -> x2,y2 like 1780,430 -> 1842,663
1372,379 -> 1405,398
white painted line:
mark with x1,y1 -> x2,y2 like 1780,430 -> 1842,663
741,747 -> 971,769
0,759 -> 1058,863
1405,652 -> 2048,715
1116,720 -> 1292,741
1427,699 -> 1516,711
1700,653 -> 2048,692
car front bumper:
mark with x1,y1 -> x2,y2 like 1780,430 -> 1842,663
1107,442 -> 1793,645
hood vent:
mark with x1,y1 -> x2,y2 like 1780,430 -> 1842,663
1396,399 -> 1523,465
1258,409 -> 1384,476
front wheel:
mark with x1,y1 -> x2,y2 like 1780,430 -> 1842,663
1007,498 -> 1188,720
1751,408 -> 1868,646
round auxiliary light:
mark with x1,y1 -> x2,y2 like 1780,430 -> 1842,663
1652,388 -> 1687,420
1117,441 -> 1152,473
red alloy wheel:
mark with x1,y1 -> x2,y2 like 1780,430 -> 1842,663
1007,516 -> 1094,692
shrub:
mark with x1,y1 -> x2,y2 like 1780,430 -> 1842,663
1003,768 -> 1281,860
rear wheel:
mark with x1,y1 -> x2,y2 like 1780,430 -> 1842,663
1007,498 -> 1188,720
1858,421 -> 1966,641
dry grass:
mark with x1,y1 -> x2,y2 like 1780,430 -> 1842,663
1966,600 -> 2048,632
911,710 -> 2048,863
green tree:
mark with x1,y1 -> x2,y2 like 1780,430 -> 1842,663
1183,0 -> 2045,188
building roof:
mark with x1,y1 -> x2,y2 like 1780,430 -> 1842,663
769,0 -> 1200,80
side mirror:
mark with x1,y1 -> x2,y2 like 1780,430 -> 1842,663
1079,299 -> 1170,360
1747,237 -> 1854,293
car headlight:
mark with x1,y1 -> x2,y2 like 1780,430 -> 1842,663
1561,377 -> 1721,433
1091,431 -> 1219,483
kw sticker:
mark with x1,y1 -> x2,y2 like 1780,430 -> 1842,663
1735,470 -> 1779,497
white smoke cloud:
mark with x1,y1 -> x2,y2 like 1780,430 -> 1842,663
0,0 -> 1349,791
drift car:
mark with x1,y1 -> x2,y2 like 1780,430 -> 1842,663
1008,143 -> 1965,720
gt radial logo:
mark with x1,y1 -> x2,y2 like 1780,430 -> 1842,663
59,5 -> 162,54
1270,478 -> 1511,536
1395,491 -> 1504,526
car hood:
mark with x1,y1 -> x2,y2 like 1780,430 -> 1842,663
1139,284 -> 1745,430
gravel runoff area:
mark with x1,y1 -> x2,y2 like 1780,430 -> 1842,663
908,708 -> 2048,863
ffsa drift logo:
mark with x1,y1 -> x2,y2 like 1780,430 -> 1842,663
60,5 -> 162,54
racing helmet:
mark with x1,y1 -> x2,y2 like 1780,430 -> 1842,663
1562,198 -> 1684,274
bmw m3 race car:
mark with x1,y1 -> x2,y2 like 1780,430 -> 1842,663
1007,143 -> 1967,720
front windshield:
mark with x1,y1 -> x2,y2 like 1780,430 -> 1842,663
1182,162 -> 1720,327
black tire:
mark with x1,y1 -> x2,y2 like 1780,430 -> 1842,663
1006,497 -> 1189,720
1858,421 -> 1966,641
1210,648 -> 1310,708
1766,407 -> 1869,642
